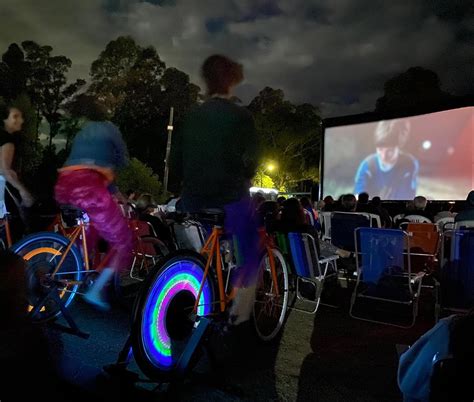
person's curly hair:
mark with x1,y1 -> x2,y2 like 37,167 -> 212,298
201,55 -> 243,96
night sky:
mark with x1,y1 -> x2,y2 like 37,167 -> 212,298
1,0 -> 472,116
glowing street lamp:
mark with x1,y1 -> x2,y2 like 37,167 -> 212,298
260,162 -> 277,187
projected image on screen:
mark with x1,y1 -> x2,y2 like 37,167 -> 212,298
323,107 -> 473,200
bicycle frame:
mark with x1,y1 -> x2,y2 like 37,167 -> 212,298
1,213 -> 13,248
193,225 -> 280,314
48,217 -> 112,281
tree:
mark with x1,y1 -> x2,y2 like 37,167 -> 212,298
91,37 -> 201,176
248,87 -> 322,190
252,169 -> 276,189
116,158 -> 163,201
159,67 -> 201,122
89,36 -> 166,116
375,67 -> 452,114
21,41 -> 86,144
0,43 -> 28,101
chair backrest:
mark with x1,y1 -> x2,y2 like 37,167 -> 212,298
407,223 -> 437,232
405,223 -> 440,256
138,220 -> 158,237
436,217 -> 455,231
444,229 -> 474,308
275,232 -> 290,256
368,213 -> 382,228
454,220 -> 474,230
320,211 -> 332,240
331,212 -> 371,252
172,221 -> 206,252
404,214 -> 432,223
355,227 -> 409,286
288,232 -> 322,279
393,213 -> 405,225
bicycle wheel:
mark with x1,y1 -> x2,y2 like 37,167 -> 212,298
11,232 -> 83,322
131,250 -> 215,381
253,247 -> 289,342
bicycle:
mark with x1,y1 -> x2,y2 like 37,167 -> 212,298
127,208 -> 290,382
10,206 -> 168,328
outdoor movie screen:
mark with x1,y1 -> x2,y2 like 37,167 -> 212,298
322,106 -> 473,201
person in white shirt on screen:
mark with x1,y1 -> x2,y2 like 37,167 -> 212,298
354,119 -> 419,200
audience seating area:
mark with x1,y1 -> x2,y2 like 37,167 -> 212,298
311,206 -> 474,327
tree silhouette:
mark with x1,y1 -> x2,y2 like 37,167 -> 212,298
21,41 -> 85,144
0,44 -> 28,101
248,87 -> 322,190
375,66 -> 452,114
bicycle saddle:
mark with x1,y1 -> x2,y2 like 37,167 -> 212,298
59,205 -> 86,219
192,208 -> 226,225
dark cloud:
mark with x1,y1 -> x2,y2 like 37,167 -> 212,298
0,0 -> 472,117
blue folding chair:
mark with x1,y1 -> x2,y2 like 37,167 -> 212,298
330,212 -> 371,252
350,227 -> 425,327
440,229 -> 474,316
288,232 -> 338,314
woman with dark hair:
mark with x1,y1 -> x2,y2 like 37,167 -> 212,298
54,96 -> 133,310
300,196 -> 319,228
0,102 -> 34,239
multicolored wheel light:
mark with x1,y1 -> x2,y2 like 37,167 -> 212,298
141,260 -> 212,370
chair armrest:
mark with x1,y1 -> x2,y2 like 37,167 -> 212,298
410,271 -> 426,283
319,255 -> 339,264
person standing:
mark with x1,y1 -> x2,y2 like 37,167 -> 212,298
0,102 -> 34,240
172,55 -> 261,325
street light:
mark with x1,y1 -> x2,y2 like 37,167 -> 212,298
260,162 -> 277,187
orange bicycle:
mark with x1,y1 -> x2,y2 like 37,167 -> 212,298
128,209 -> 289,381
10,206 -> 167,330
11,207 -> 114,326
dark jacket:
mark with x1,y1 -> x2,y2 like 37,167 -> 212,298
172,98 -> 260,212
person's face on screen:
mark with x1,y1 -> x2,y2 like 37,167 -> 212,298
376,146 -> 399,171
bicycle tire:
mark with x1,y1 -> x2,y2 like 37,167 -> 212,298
253,247 -> 289,342
11,231 -> 83,322
131,249 -> 216,382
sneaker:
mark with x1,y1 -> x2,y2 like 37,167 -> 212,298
83,291 -> 110,311
82,267 -> 114,311
228,285 -> 256,326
